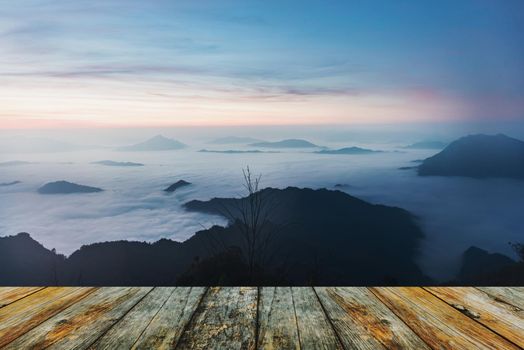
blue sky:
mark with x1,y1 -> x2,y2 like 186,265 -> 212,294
1,0 -> 523,127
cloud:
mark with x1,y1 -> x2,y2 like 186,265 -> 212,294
0,159 -> 228,254
1,135 -> 524,284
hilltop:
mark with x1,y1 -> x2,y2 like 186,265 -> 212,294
249,139 -> 320,148
117,135 -> 186,151
418,134 -> 524,178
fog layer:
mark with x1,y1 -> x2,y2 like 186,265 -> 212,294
1,125 -> 523,281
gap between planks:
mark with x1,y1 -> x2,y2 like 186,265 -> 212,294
0,287 -> 521,350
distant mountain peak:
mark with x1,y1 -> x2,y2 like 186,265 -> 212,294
418,133 -> 524,178
38,181 -> 103,194
209,136 -> 263,144
164,180 -> 191,192
316,146 -> 382,155
118,135 -> 186,151
249,139 -> 320,148
403,141 -> 447,149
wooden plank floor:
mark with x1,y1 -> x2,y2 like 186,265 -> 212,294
0,287 -> 522,349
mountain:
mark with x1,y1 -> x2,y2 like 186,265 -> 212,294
454,246 -> 524,285
38,181 -> 103,194
93,160 -> 144,167
315,147 -> 382,155
458,247 -> 515,283
403,141 -> 447,149
0,187 -> 429,285
0,181 -> 21,187
199,149 -> 277,154
164,180 -> 191,192
418,134 -> 524,178
249,139 -> 320,148
117,135 -> 186,151
0,233 -> 65,285
184,187 -> 428,284
208,136 -> 263,144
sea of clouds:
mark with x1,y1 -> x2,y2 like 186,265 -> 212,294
1,132 -> 524,281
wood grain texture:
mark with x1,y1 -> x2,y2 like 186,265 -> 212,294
371,287 -> 520,350
131,287 -> 206,350
316,287 -> 429,350
90,287 -> 175,349
0,287 -> 96,348
478,287 -> 524,310
0,287 -> 521,349
0,287 -> 44,308
293,287 -> 343,350
176,287 -> 257,350
257,287 -> 300,350
425,287 -> 524,348
4,287 -> 152,350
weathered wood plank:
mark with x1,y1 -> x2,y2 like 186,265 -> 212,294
176,287 -> 257,350
131,287 -> 206,349
292,287 -> 343,350
257,287 -> 300,349
0,287 -> 96,347
478,287 -> 524,310
316,287 -> 429,350
0,287 -> 44,308
425,287 -> 524,348
4,287 -> 152,350
371,287 -> 519,350
90,287 -> 175,349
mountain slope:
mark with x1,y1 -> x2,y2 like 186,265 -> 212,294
0,187 -> 430,285
404,141 -> 447,149
249,139 -> 320,148
38,181 -> 103,194
118,135 -> 186,151
418,134 -> 524,178
316,147 -> 382,155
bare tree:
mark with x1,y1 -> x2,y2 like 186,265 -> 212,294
218,166 -> 281,283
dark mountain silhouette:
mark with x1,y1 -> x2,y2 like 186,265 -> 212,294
93,160 -> 144,167
455,246 -> 524,285
117,135 -> 186,151
403,141 -> 447,149
315,147 -> 382,155
249,139 -> 320,148
0,181 -> 21,187
0,233 -> 65,285
164,180 -> 191,192
208,136 -> 264,144
38,181 -> 103,194
398,166 -> 417,170
334,183 -> 351,188
0,187 -> 430,285
418,134 -> 524,178
199,149 -> 278,154
184,187 -> 429,284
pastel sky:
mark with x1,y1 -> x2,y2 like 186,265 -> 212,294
1,0 -> 523,128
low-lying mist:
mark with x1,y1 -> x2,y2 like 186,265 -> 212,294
1,124 -> 523,281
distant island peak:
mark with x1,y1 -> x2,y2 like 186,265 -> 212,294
418,133 -> 524,179
249,139 -> 320,148
118,135 -> 186,152
38,181 -> 103,194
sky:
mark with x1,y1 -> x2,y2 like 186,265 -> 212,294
1,0 -> 523,128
